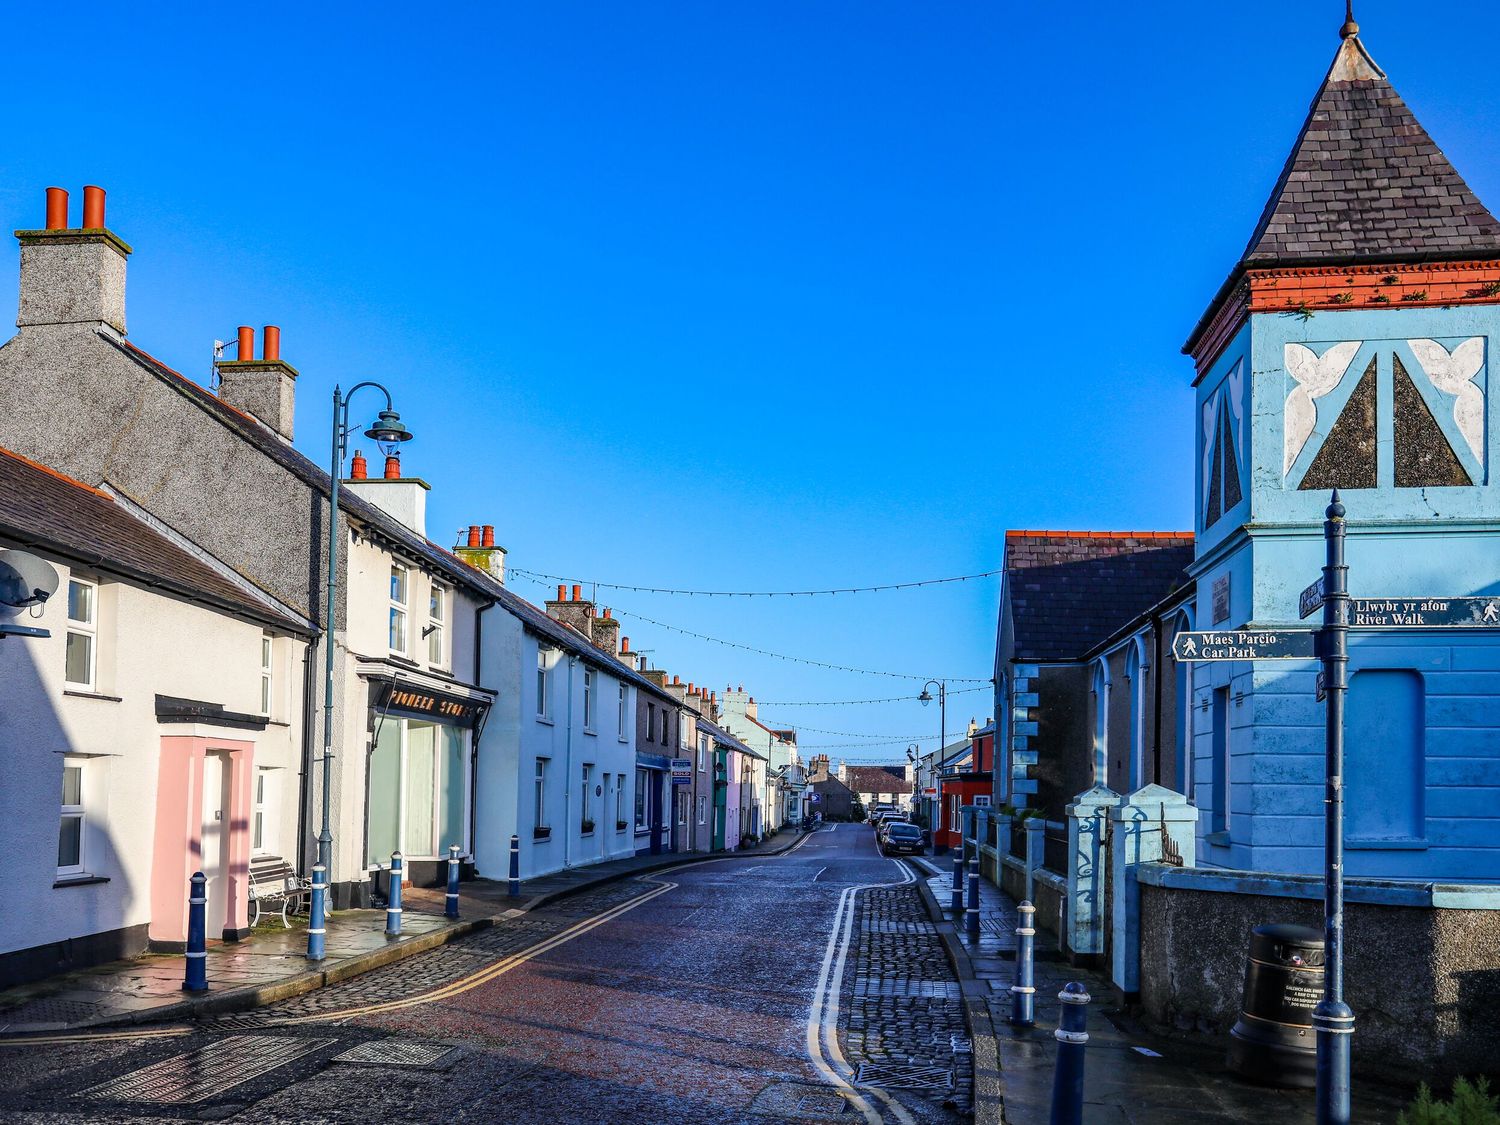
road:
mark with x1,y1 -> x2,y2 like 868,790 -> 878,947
0,824 -> 971,1124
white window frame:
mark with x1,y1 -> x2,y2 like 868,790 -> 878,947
583,667 -> 595,732
634,768 -> 648,829
534,758 -> 549,830
617,682 -> 628,740
252,768 -> 279,855
698,794 -> 707,825
65,577 -> 98,690
259,634 -> 273,718
698,735 -> 708,772
58,757 -> 86,876
536,648 -> 552,720
621,773 -> 631,828
427,583 -> 447,668
679,711 -> 689,750
389,564 -> 409,655
580,764 -> 593,832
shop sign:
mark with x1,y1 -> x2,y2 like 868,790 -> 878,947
373,681 -> 485,727
671,758 -> 693,785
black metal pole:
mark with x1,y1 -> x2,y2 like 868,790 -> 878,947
1315,490 -> 1354,1122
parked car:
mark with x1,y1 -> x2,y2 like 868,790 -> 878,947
881,822 -> 925,856
872,810 -> 902,836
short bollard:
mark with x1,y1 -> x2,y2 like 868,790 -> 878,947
445,844 -> 461,919
965,858 -> 981,942
306,864 -> 327,962
182,871 -> 208,992
1048,981 -> 1091,1125
1011,900 -> 1036,1027
508,834 -> 521,898
385,851 -> 404,937
951,849 -> 964,915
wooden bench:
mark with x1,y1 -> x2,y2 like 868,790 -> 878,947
248,855 -> 311,928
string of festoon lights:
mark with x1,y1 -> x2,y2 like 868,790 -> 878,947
510,565 -> 1001,598
757,686 -> 990,707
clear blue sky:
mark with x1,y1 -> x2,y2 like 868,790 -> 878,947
4,2 -> 1497,761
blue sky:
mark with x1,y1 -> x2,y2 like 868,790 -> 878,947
4,2 -> 1498,760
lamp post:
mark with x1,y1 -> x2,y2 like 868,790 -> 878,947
316,383 -> 413,882
919,680 -> 946,848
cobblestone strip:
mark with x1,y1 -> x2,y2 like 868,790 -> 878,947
845,883 -> 973,1120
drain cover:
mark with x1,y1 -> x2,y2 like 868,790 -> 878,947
746,1081 -> 851,1121
332,1040 -> 459,1069
77,1035 -> 335,1105
853,1062 -> 953,1091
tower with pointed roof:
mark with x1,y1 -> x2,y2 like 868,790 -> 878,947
1182,12 -> 1500,881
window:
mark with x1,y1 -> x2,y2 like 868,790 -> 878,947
948,794 -> 959,833
1090,660 -> 1109,784
581,765 -> 592,831
647,703 -> 656,741
679,711 -> 689,749
259,634 -> 273,717
583,668 -> 595,731
252,768 -> 278,854
389,565 -> 409,654
635,768 -> 648,829
58,759 -> 85,875
427,584 -> 447,666
1211,688 -> 1230,836
622,773 -> 632,827
661,710 -> 671,746
618,683 -> 627,736
534,759 -> 548,829
697,794 -> 707,824
536,648 -> 551,718
65,578 -> 97,689
698,735 -> 708,772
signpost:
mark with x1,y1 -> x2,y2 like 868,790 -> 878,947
1172,629 -> 1315,662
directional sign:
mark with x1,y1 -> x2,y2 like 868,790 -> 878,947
1348,596 -> 1500,628
1299,577 -> 1325,620
1316,671 -> 1327,703
1173,630 -> 1317,662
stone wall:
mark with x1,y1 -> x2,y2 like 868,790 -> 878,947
1138,869 -> 1500,1080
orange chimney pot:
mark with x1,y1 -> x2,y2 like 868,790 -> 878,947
556,584 -> 567,601
572,584 -> 582,601
45,187 -> 68,230
383,454 -> 401,479
350,451 -> 368,480
236,325 -> 254,360
262,325 -> 281,362
467,525 -> 482,548
481,525 -> 495,547
621,637 -> 630,652
81,185 -> 105,230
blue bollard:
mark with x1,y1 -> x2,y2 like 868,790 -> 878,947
182,871 -> 208,992
966,857 -> 981,942
1048,981 -> 1091,1124
951,848 -> 964,916
1012,900 -> 1036,1026
445,844 -> 461,919
306,864 -> 327,962
508,834 -> 521,898
385,851 -> 403,937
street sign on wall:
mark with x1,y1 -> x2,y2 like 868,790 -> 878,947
670,758 -> 692,785
1348,596 -> 1500,628
1299,577 -> 1325,619
1172,630 -> 1317,662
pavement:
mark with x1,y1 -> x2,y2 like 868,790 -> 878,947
0,830 -> 806,1037
912,857 -> 1416,1125
0,821 -> 967,1124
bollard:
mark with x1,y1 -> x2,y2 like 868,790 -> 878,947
1012,900 -> 1036,1026
306,864 -> 327,962
182,871 -> 208,992
1048,981 -> 1091,1124
965,857 -> 981,942
508,834 -> 521,897
445,844 -> 461,919
951,848 -> 964,916
385,851 -> 404,937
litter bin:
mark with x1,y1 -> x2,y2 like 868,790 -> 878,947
1226,923 -> 1323,1087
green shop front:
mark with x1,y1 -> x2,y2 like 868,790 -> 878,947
364,679 -> 490,888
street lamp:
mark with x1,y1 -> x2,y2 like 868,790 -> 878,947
906,743 -> 921,831
920,680 -> 946,845
317,383 -> 413,879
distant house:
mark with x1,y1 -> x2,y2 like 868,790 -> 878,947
804,754 -> 855,820
840,763 -> 912,816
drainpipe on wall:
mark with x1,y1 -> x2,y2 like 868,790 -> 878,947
563,653 -> 576,868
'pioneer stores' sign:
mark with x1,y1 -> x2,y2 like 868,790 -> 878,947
1172,630 -> 1317,662
372,681 -> 486,727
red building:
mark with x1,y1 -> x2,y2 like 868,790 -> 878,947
933,722 -> 995,852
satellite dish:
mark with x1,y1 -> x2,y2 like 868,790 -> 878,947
0,550 -> 61,617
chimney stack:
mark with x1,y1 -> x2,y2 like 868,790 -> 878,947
546,581 -> 595,640
18,184 -> 130,335
343,444 -> 431,535
592,606 -> 620,655
454,523 -> 507,583
216,323 -> 299,440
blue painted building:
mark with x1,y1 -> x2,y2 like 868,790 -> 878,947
1182,24 -> 1500,881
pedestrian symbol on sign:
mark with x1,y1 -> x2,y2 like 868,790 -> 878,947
1180,636 -> 1198,657
1486,601 -> 1500,624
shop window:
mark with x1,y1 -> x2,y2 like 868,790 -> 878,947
365,719 -> 467,863
389,565 -> 409,655
65,578 -> 97,689
57,759 -> 86,876
426,584 -> 447,667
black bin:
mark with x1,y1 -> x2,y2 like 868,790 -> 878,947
1226,923 -> 1324,1087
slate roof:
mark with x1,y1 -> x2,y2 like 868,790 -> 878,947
1241,34 -> 1500,267
103,333 -> 678,705
1003,531 -> 1193,662
0,446 -> 309,634
699,717 -> 765,761
843,764 -> 908,794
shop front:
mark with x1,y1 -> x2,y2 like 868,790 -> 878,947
364,679 -> 489,889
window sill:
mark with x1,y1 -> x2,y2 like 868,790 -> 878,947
387,653 -> 419,669
54,874 -> 110,889
580,831 -> 595,839
533,827 -> 552,841
64,689 -> 122,703
1205,831 -> 1232,847
535,716 -> 554,726
583,728 -> 597,737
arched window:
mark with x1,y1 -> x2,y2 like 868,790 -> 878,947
1090,659 -> 1109,784
1125,636 -> 1150,791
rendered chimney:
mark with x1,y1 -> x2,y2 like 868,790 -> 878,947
216,323 -> 299,440
454,524 -> 507,583
17,184 -> 130,335
343,446 -> 431,535
546,582 -> 595,640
